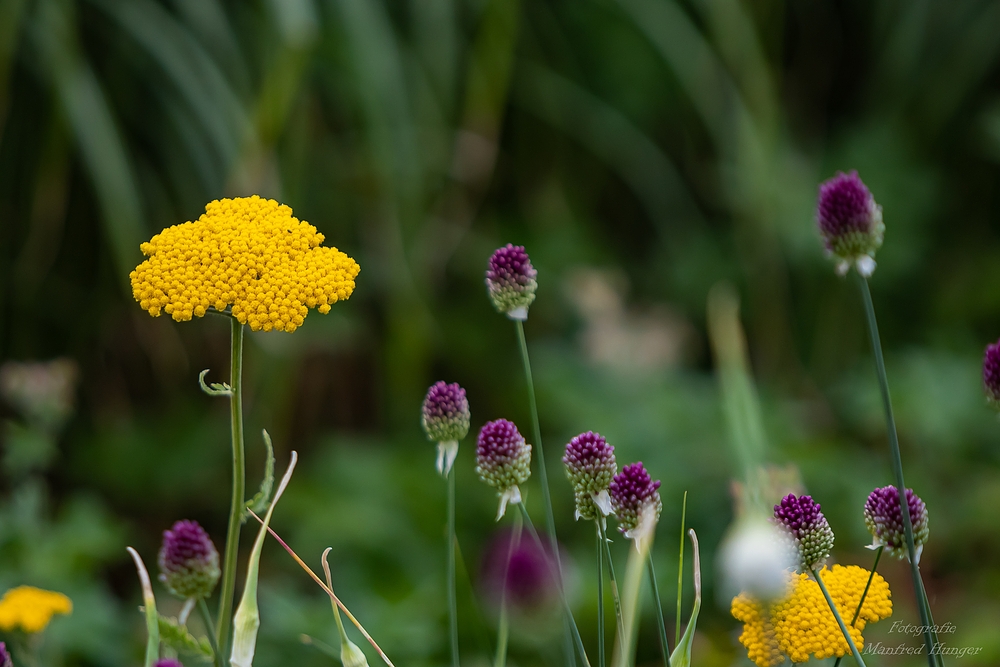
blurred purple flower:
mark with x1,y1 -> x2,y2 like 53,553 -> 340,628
486,244 -> 537,320
481,528 -> 557,615
816,171 -> 884,276
864,486 -> 929,563
983,338 -> 1000,408
421,381 -> 470,475
158,520 -> 220,600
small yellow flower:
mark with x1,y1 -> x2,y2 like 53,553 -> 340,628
0,586 -> 73,633
731,565 -> 892,666
130,196 -> 360,332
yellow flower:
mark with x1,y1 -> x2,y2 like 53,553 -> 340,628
0,586 -> 73,633
130,196 -> 360,333
731,565 -> 892,666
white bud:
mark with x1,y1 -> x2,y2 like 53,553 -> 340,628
718,517 -> 794,601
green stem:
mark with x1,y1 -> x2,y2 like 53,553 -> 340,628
646,552 -> 669,666
494,513 -> 520,667
675,491 -> 687,647
597,520 -> 625,654
811,568 -> 867,667
199,598 -> 225,667
858,276 -> 939,665
833,546 -> 883,667
517,503 -> 592,667
596,524 -> 605,667
216,317 -> 246,656
448,466 -> 460,667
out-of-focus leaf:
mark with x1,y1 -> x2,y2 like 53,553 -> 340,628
158,614 -> 214,659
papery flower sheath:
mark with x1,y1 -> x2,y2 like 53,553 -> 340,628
773,494 -> 835,572
562,431 -> 616,521
864,486 -> 929,563
421,381 -> 471,476
158,520 -> 221,600
476,419 -> 532,520
816,171 -> 884,277
609,462 -> 662,540
130,196 -> 360,332
486,244 -> 537,321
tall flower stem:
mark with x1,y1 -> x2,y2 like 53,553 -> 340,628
646,552 -> 669,666
810,568 -> 867,667
596,524 -> 605,667
832,546 -> 883,667
199,598 -> 225,667
494,513 -> 522,667
597,520 -> 625,652
674,490 -> 687,646
217,317 -> 246,653
858,276 -> 939,665
448,466 -> 460,667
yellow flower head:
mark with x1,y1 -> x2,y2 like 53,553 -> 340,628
130,196 -> 360,332
732,565 -> 892,666
0,586 -> 73,633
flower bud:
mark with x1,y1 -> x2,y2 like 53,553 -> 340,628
864,485 -> 929,563
476,419 -> 532,520
562,431 -> 616,521
609,462 -> 662,539
158,520 -> 221,600
816,171 -> 884,277
773,494 -> 834,571
486,244 -> 537,321
421,381 -> 470,476
983,338 -> 1000,408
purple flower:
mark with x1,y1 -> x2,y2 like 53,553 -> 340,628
476,419 -> 532,519
421,381 -> 471,475
481,528 -> 558,615
816,171 -> 884,276
984,339 -> 1000,408
864,486 -> 930,563
158,520 -> 220,599
155,661 -> 183,667
562,431 -> 617,521
0,641 -> 11,667
609,462 -> 662,537
486,244 -> 538,320
773,494 -> 835,571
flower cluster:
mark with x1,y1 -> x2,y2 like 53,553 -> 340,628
732,565 -> 892,666
158,520 -> 221,600
476,419 -> 532,519
130,196 -> 360,332
421,381 -> 471,476
562,431 -> 617,521
773,494 -> 834,571
864,486 -> 929,562
0,586 -> 72,633
486,244 -> 537,320
816,171 -> 884,276
609,462 -> 662,538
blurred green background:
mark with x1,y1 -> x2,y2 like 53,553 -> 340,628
2,0 -> 1000,665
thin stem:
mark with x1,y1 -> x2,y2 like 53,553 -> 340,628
833,546 -> 883,667
596,525 -> 606,667
858,276 -> 939,665
198,598 -> 224,667
517,503 -> 592,667
448,466 -> 460,667
810,568 -> 867,667
675,491 -> 687,647
216,318 -> 246,655
646,552 -> 669,666
494,513 -> 521,667
597,520 -> 625,654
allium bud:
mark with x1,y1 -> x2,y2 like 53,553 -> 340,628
562,431 -> 617,521
155,661 -> 183,667
486,244 -> 537,321
983,339 -> 1000,408
421,381 -> 471,476
476,419 -> 532,520
864,486 -> 929,563
773,494 -> 835,571
158,520 -> 221,600
816,171 -> 884,277
609,462 -> 662,540
0,641 -> 11,667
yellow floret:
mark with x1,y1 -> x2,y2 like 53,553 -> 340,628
732,565 -> 891,667
130,196 -> 360,332
0,585 -> 73,633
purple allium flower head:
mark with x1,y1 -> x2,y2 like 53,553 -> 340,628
421,381 -> 471,476
0,641 -> 11,667
158,520 -> 220,599
486,244 -> 537,320
984,339 -> 1000,408
481,528 -> 558,615
563,431 -> 617,521
609,462 -> 662,537
155,661 -> 183,667
864,486 -> 929,563
476,419 -> 532,519
816,171 -> 884,276
773,494 -> 835,571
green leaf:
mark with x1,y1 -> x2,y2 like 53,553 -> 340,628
243,429 -> 275,519
668,530 -> 701,667
158,614 -> 214,659
198,369 -> 233,397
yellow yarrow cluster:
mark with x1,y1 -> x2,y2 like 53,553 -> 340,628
732,565 -> 892,666
130,196 -> 360,332
0,585 -> 72,633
